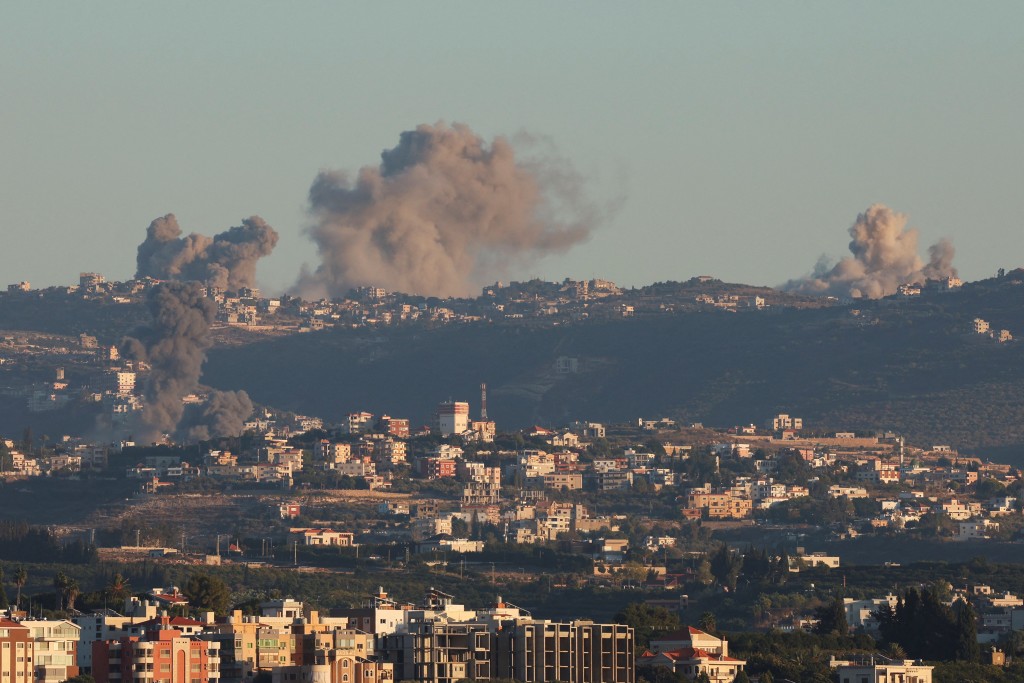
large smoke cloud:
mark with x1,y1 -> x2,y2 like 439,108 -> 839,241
181,389 -> 254,442
136,214 -> 278,290
122,282 -> 252,443
783,204 -> 957,299
294,122 -> 599,299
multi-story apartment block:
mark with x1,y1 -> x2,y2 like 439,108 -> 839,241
20,620 -> 79,683
686,493 -> 752,520
0,618 -> 35,683
91,617 -> 221,683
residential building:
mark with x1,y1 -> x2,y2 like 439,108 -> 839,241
830,656 -> 932,683
435,402 -> 469,437
21,619 -> 79,683
0,618 -> 35,683
91,617 -> 221,683
639,627 -> 745,683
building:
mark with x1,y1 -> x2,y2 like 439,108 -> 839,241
435,401 -> 470,437
768,414 -> 803,431
294,529 -> 355,547
91,616 -> 221,683
0,618 -> 35,683
638,627 -> 745,683
21,619 -> 80,683
830,656 -> 932,683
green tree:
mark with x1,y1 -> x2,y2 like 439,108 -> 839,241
0,568 -> 8,609
953,601 -> 980,662
615,603 -> 681,649
732,671 -> 750,683
106,572 -> 131,605
695,559 -> 714,586
63,675 -> 96,683
184,574 -> 231,615
694,672 -> 711,683
813,595 -> 848,636
53,571 -> 69,612
698,611 -> 717,635
13,567 -> 27,609
709,544 -> 741,591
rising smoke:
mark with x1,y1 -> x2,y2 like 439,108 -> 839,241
121,282 -> 252,443
136,214 -> 278,290
294,122 -> 599,299
783,204 -> 957,299
181,389 -> 254,442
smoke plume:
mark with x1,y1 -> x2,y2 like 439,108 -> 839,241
136,214 -> 278,290
783,204 -> 957,299
121,282 -> 252,442
181,389 -> 254,442
295,122 -> 598,299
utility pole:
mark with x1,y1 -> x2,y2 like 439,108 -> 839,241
216,535 -> 221,557
293,540 -> 298,566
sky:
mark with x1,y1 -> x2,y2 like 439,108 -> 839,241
2,2 -> 1023,295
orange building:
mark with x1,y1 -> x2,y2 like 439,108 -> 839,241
92,617 -> 220,683
0,618 -> 34,683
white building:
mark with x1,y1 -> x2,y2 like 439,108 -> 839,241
830,656 -> 932,683
435,401 -> 469,436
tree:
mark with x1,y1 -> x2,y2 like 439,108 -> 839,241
65,579 -> 80,612
0,568 -> 8,609
695,559 -> 714,586
615,603 -> 681,649
63,675 -> 96,683
813,595 -> 848,636
694,672 -> 711,683
14,567 -> 27,608
709,544 -> 741,591
107,572 -> 131,605
758,671 -> 773,683
184,574 -> 231,615
53,571 -> 69,612
732,672 -> 751,683
450,517 -> 470,537
698,611 -> 717,635
953,601 -> 980,662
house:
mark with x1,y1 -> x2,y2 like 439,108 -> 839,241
830,655 -> 932,683
958,519 -> 1000,540
638,627 -> 746,683
415,534 -> 484,554
293,528 -> 355,547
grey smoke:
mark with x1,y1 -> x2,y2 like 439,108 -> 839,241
783,204 -> 957,299
181,389 -> 254,442
122,282 -> 252,442
136,214 -> 278,290
295,122 -> 599,299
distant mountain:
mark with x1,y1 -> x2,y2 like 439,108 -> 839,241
203,274 -> 1024,457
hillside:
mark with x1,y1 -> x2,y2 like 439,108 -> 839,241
203,276 -> 1024,456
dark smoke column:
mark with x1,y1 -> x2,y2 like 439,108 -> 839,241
296,122 -> 596,299
122,282 -> 252,443
136,214 -> 278,290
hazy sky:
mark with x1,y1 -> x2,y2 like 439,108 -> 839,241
2,2 -> 1022,294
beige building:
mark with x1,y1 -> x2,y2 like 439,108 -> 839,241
830,656 -> 932,683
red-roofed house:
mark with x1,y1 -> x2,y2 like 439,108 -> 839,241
639,627 -> 746,683
148,586 -> 189,609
